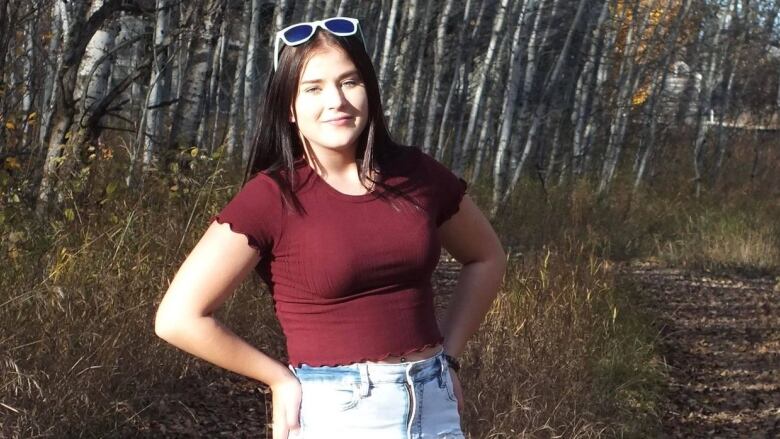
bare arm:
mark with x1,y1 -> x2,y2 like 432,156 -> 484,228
155,221 -> 304,438
154,221 -> 291,387
438,195 -> 507,358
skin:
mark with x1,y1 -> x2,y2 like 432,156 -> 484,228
154,42 -> 506,439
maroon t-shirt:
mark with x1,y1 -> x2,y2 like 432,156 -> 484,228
209,146 -> 468,367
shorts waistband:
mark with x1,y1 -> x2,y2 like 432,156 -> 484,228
288,347 -> 447,384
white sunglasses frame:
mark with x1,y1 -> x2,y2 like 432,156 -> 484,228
273,17 -> 366,71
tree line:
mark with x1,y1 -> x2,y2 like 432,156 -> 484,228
1,0 -> 778,217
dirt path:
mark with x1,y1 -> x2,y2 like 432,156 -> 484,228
124,256 -> 462,438
627,263 -> 780,438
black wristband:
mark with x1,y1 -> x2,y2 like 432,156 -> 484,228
443,354 -> 460,372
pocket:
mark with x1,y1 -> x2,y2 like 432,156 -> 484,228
301,380 -> 361,412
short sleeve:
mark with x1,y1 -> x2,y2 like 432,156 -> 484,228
417,151 -> 469,227
208,173 -> 283,253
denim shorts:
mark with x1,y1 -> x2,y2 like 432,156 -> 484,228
287,348 -> 465,438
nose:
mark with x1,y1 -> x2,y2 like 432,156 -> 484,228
322,84 -> 347,109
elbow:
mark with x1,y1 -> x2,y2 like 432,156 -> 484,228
154,305 -> 180,342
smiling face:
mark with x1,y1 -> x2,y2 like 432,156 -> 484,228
291,43 -> 370,161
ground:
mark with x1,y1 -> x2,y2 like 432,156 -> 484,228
628,263 -> 780,438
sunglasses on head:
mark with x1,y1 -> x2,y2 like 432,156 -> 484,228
273,17 -> 366,71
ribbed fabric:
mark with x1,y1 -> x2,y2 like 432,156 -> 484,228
209,146 -> 468,367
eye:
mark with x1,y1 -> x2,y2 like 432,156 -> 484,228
342,79 -> 361,87
304,86 -> 320,93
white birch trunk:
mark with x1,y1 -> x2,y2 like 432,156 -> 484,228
436,0 -> 472,163
452,0 -> 485,176
691,3 -> 731,197
457,0 -> 510,176
634,0 -> 691,190
386,0 -> 417,133
143,0 -> 173,168
75,0 -> 114,126
208,12 -> 229,152
404,0 -> 434,145
39,3 -> 64,148
242,0 -> 263,155
492,0 -> 538,203
21,18 -> 35,147
571,0 -> 609,177
597,0 -> 659,195
199,9 -> 228,150
37,0 -> 120,212
434,71 -> 460,162
378,0 -> 402,90
497,0 -> 588,210
225,0 -> 250,160
323,0 -> 337,17
169,0 -> 225,150
337,0 -> 353,16
421,0 -> 455,155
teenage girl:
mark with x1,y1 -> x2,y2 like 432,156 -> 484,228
155,16 -> 506,439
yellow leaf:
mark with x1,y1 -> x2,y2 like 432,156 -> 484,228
190,148 -> 199,158
4,157 -> 21,170
64,208 -> 75,222
106,181 -> 117,195
5,121 -> 15,130
27,112 -> 37,121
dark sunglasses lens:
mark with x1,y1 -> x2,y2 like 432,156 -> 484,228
283,24 -> 314,43
324,19 -> 355,34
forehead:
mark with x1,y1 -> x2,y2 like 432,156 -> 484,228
299,44 -> 358,81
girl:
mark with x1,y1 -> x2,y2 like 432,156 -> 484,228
155,16 -> 506,439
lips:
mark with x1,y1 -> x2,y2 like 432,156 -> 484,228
324,116 -> 354,122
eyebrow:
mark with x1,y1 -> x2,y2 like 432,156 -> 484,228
300,70 -> 361,85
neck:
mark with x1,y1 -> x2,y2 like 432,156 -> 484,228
302,144 -> 361,178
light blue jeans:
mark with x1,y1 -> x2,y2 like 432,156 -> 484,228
287,348 -> 465,438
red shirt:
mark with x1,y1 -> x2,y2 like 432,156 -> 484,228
209,146 -> 467,367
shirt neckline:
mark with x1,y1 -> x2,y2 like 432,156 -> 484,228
295,157 -> 381,203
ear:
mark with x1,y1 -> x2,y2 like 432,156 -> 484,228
289,108 -> 296,123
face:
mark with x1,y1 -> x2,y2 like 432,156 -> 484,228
291,43 -> 369,159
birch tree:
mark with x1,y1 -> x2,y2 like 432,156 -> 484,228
454,0 -> 511,176
386,0 -> 417,132
36,0 -> 127,212
421,0 -> 455,155
242,0 -> 263,157
143,0 -> 174,169
691,1 -> 732,197
497,0 -> 589,211
169,0 -> 225,153
404,0 -> 435,145
225,0 -> 251,161
492,0 -> 540,201
597,0 -> 662,195
377,0 -> 402,90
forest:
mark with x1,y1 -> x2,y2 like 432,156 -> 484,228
2,0 -> 779,437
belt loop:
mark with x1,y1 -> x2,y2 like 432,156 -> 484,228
357,363 -> 370,397
438,353 -> 447,387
